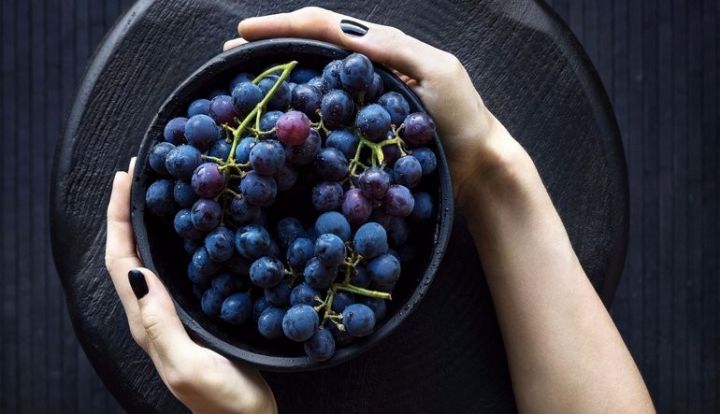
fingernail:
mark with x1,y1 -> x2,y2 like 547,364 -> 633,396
340,19 -> 368,37
128,269 -> 148,299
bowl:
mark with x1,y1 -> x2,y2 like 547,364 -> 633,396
131,38 -> 454,372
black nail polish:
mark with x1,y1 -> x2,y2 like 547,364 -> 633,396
340,19 -> 368,37
128,269 -> 148,299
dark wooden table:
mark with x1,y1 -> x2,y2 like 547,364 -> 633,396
50,0 -> 628,412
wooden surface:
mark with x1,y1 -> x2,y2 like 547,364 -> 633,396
0,0 -> 716,413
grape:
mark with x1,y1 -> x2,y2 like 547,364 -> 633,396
411,191 -> 433,220
393,155 -> 422,188
187,99 -> 210,117
387,217 -> 409,247
145,179 -> 175,216
320,89 -> 354,128
325,129 -> 359,158
220,292 -> 252,325
359,297 -> 387,321
253,296 -> 271,321
402,112 -> 435,146
382,141 -> 402,166
314,211 -> 351,241
235,224 -> 273,259
321,60 -> 343,90
174,209 -> 204,240
350,265 -> 371,288
355,104 -> 391,141
304,328 -> 335,362
331,292 -> 353,312
290,67 -> 320,84
342,189 -> 372,224
367,253 -> 401,291
259,110 -> 283,139
229,72 -> 254,91
163,117 -> 187,144
249,139 -> 285,176
290,283 -> 319,306
204,226 -> 234,262
383,185 -> 415,217
208,95 -> 238,126
285,128 -> 321,165
358,167 -> 391,199
314,233 -> 346,267
207,139 -> 232,159
287,81 -> 298,93
369,209 -> 392,229
192,247 -> 221,276
287,238 -> 315,270
188,262 -> 209,285
277,217 -> 305,247
190,198 -> 222,231
412,147 -> 437,176
201,287 -> 224,316
183,239 -> 203,255
291,84 -> 322,119
276,111 -> 311,145
312,181 -> 344,212
233,136 -> 255,163
240,171 -> 277,206
265,279 -> 291,306
229,195 -> 260,225
303,257 -> 337,289
149,142 -> 175,175
378,92 -> 410,126
282,304 -> 319,342
258,76 -> 291,110
366,73 -> 384,102
275,163 -> 298,191
185,114 -> 220,150
231,82 -> 263,116
225,253 -> 251,275
258,307 -> 286,339
342,303 -> 376,337
340,53 -> 373,94
191,162 -> 225,198
249,256 -> 284,288
211,273 -> 242,297
315,147 -> 348,181
307,76 -> 329,94
165,144 -> 202,180
353,222 -> 389,259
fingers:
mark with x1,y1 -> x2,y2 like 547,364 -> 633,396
237,7 -> 445,80
223,37 -> 248,51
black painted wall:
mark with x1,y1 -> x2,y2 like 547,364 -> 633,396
0,1 -> 717,413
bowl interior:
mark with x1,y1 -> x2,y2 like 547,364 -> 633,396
131,38 -> 453,371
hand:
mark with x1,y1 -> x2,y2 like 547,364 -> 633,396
104,158 -> 277,414
225,7 -> 520,205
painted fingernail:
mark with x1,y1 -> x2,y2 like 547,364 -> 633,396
340,19 -> 368,37
128,269 -> 148,300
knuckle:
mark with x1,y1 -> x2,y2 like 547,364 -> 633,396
297,6 -> 327,18
164,366 -> 195,394
386,26 -> 406,42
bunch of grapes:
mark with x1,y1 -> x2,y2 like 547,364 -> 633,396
144,53 -> 438,362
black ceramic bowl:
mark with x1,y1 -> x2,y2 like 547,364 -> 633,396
131,38 -> 454,372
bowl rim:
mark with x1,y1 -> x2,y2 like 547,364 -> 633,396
131,38 -> 454,372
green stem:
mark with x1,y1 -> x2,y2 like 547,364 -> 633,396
333,283 -> 392,300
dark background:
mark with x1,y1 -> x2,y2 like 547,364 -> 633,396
1,0 -> 717,413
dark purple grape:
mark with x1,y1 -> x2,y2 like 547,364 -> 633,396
259,110 -> 283,139
312,181 -> 344,212
205,226 -> 235,262
165,144 -> 202,180
387,217 -> 409,247
149,142 -> 175,175
383,185 -> 415,217
201,287 -> 224,316
331,292 -> 353,313
185,114 -> 220,151
382,141 -> 402,166
163,117 -> 187,144
378,92 -> 410,126
191,162 -> 225,198
211,273 -> 242,297
289,283 -> 319,306
240,171 -> 277,206
234,137 -> 256,163
393,155 -> 422,188
253,297 -> 271,321
325,128 -> 359,158
229,72 -> 254,91
258,76 -> 291,110
342,189 -> 372,225
366,73 -> 384,102
307,76 -> 329,94
291,84 -> 322,119
350,265 -> 370,288
190,198 -> 222,231
275,163 -> 298,191
353,222 -> 389,259
207,139 -> 232,160
315,147 -> 348,181
369,209 -> 392,229
184,238 -> 203,255
235,224 -> 273,260
277,217 -> 305,247
220,293 -> 252,325
249,139 -> 285,176
359,297 -> 387,321
265,279 -> 291,306
282,305 -> 319,342
229,195 -> 260,225
250,255 -> 284,288
412,147 -> 437,176
225,253 -> 251,276
231,82 -> 263,116
358,167 -> 391,199
287,238 -> 315,270
411,191 -> 433,220
290,67 -> 320,84
258,306 -> 286,339
402,112 -> 435,147
303,258 -> 337,290
314,211 -> 351,241
342,303 -> 376,337
285,128 -> 321,166
321,60 -> 343,90
314,233 -> 346,267
192,246 -> 221,276
304,328 -> 336,361
340,53 -> 374,94
276,111 -> 311,145
145,179 -> 175,216
355,104 -> 391,142
188,262 -> 209,285
188,99 -> 210,117
208,95 -> 238,126
367,253 -> 401,291
174,209 -> 204,240
320,89 -> 355,128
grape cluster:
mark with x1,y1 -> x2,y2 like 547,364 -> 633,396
144,53 -> 438,362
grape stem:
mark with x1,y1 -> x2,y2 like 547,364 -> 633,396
348,130 -> 410,177
332,283 -> 392,300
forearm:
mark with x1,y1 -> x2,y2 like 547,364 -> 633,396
461,118 -> 653,413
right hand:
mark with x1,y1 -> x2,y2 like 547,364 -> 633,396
225,7 -> 518,205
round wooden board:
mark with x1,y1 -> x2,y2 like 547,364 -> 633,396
50,0 -> 627,412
